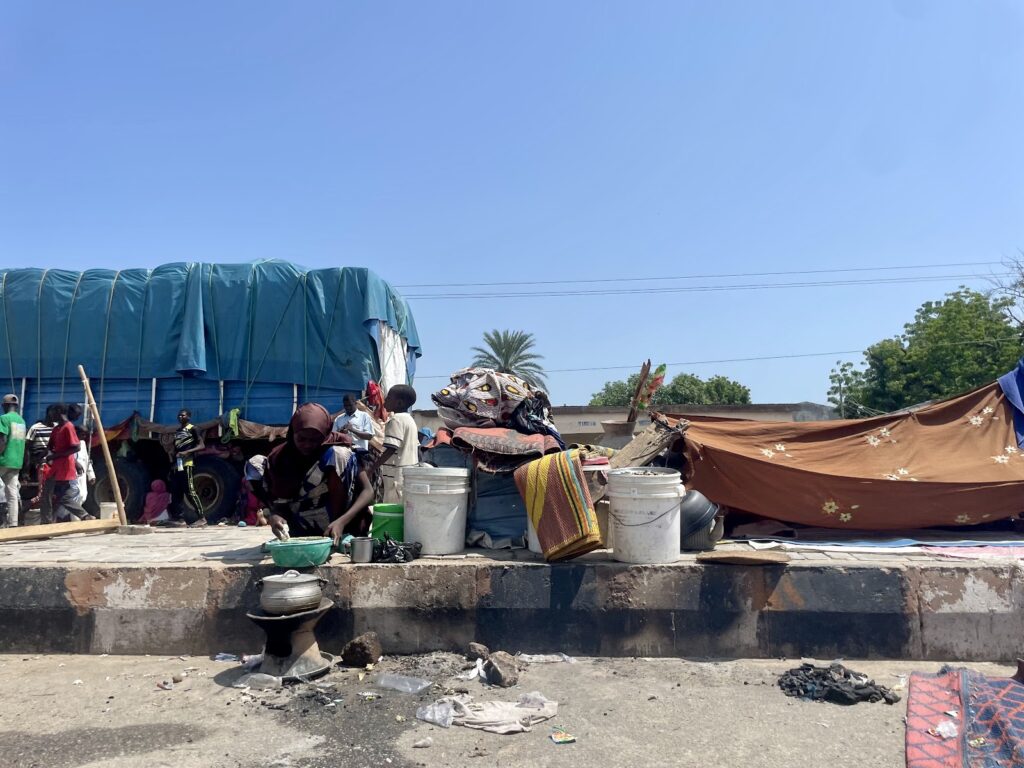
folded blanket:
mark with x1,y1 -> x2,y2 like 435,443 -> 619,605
514,449 -> 603,562
431,427 -> 562,473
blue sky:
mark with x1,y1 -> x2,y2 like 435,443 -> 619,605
2,1 -> 1022,407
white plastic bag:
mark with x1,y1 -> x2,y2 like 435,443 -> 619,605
416,701 -> 455,728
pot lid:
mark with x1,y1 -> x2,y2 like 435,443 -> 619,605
263,569 -> 320,584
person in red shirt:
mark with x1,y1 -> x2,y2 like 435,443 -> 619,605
46,403 -> 93,523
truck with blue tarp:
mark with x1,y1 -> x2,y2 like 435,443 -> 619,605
0,260 -> 420,520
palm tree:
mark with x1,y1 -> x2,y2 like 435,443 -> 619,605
470,329 -> 548,390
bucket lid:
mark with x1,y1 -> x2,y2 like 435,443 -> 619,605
679,490 -> 720,537
608,467 -> 682,481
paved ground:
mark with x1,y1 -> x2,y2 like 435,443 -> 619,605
0,653 -> 1013,768
0,526 -> 1007,567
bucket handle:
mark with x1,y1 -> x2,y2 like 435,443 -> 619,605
609,506 -> 681,528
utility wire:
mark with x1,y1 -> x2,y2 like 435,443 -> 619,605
404,272 -> 1011,300
413,337 -> 1014,380
395,260 -> 1006,289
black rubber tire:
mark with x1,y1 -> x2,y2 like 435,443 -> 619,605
187,455 -> 242,522
92,458 -> 150,522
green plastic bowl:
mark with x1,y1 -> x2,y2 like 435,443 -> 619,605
266,536 -> 333,568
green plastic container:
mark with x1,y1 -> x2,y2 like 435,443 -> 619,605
371,504 -> 404,541
266,536 -> 333,568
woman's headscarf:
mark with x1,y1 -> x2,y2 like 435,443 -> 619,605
142,479 -> 172,523
265,403 -> 350,499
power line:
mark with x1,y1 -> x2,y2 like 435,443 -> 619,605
413,337 -> 1015,380
395,260 -> 1005,289
404,272 -> 1011,300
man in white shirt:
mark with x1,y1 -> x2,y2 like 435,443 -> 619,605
372,385 -> 419,503
333,395 -> 375,458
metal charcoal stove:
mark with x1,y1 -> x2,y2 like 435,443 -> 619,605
246,597 -> 334,681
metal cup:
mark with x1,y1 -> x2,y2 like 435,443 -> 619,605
351,537 -> 374,564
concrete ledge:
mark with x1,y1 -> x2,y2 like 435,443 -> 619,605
0,557 -> 1022,660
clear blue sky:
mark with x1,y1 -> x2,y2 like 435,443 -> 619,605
2,1 -> 1022,407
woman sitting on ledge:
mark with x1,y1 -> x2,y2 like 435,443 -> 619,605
248,403 -> 374,544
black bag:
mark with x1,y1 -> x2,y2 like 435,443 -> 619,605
373,533 -> 422,563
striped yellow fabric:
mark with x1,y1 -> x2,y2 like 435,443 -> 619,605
515,449 -> 603,562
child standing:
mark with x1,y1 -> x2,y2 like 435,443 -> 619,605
372,385 -> 419,504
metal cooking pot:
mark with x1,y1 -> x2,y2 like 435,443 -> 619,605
259,569 -> 325,615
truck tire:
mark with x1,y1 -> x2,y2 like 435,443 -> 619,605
187,455 -> 242,522
92,458 -> 150,522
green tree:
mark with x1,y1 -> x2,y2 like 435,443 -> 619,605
827,361 -> 862,418
589,374 -> 642,407
700,375 -> 752,405
830,288 -> 1021,414
470,329 -> 547,389
589,372 -> 751,406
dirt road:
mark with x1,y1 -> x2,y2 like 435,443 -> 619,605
0,654 -> 1010,768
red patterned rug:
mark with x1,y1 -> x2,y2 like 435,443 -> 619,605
908,668 -> 1024,767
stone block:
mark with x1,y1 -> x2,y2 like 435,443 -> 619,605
349,564 -> 479,610
764,567 -> 907,614
0,567 -> 72,609
90,608 -> 206,654
64,567 -> 211,610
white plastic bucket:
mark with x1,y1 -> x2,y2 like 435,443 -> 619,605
402,467 -> 471,555
607,467 -> 685,564
99,502 -> 118,521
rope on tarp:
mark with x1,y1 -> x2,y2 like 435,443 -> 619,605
207,263 -> 223,383
0,273 -> 15,397
98,271 -> 122,417
242,263 -> 257,415
59,271 -> 85,403
35,270 -> 48,420
302,272 -> 308,399
313,272 -> 345,399
240,271 -> 304,413
134,270 -> 153,413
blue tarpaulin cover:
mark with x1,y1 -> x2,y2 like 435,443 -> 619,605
0,261 -> 420,424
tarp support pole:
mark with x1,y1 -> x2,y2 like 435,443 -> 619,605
19,378 -> 25,412
218,380 -> 224,438
78,365 -> 127,526
293,384 -> 298,414
149,378 -> 157,422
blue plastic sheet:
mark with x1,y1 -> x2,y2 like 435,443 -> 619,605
0,261 -> 420,424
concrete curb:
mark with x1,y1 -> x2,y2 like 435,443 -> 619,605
0,560 -> 1020,660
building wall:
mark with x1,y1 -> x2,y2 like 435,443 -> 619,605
413,402 -> 836,445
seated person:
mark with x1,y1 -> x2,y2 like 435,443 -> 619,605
142,479 -> 172,524
248,403 -> 373,544
234,476 -> 266,526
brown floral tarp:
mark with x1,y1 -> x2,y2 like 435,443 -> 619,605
668,382 -> 1024,530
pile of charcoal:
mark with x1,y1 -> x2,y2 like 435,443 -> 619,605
778,662 -> 901,705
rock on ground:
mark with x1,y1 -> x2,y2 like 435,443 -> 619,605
341,632 -> 382,667
467,642 -> 490,661
483,650 -> 519,687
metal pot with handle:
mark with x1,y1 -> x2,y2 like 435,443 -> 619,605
258,569 -> 325,615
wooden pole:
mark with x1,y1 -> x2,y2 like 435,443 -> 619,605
78,365 -> 128,526
0,519 -> 118,543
